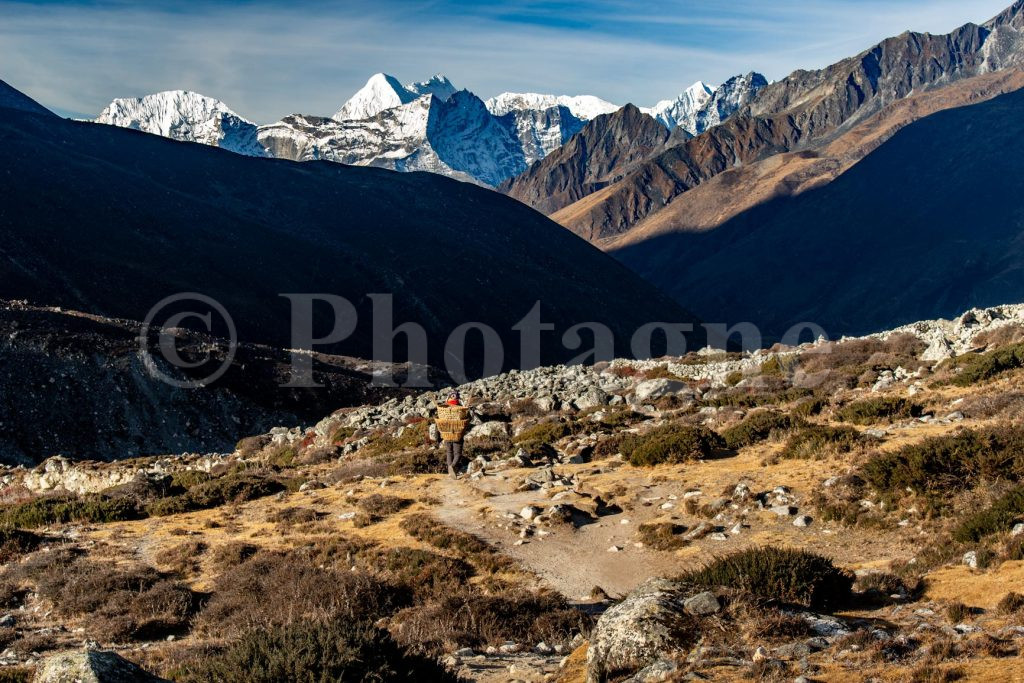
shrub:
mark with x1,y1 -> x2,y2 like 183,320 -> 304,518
147,471 -> 287,516
357,494 -> 413,517
636,522 -> 688,550
792,396 -> 828,417
947,342 -> 1024,386
0,528 -> 41,562
837,397 -> 922,424
945,601 -> 969,623
778,425 -> 864,460
514,421 -> 572,447
196,552 -> 405,638
676,547 -> 854,611
399,514 -> 510,574
390,588 -> 591,657
365,421 -> 430,456
35,558 -> 199,642
862,427 -> 1024,502
953,484 -> 1024,543
624,424 -> 726,466
0,668 -> 31,683
209,542 -> 259,570
353,495 -> 412,527
382,447 -> 446,476
376,547 -> 475,602
155,540 -> 208,575
720,411 -> 804,450
176,619 -> 459,683
997,592 -> 1024,615
0,494 -> 143,529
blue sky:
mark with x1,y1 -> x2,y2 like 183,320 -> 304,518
1,0 -> 1013,121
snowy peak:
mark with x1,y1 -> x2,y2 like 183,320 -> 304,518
485,92 -> 619,120
642,81 -> 714,133
95,90 -> 265,156
407,74 -> 458,101
332,73 -> 419,121
643,73 -> 767,135
333,72 -> 459,121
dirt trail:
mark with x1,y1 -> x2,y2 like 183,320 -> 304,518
433,473 -> 688,599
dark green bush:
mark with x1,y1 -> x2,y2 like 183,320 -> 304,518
147,472 -> 287,517
948,342 -> 1024,386
862,427 -> 1024,502
177,619 -> 459,683
677,546 -> 854,611
953,485 -> 1024,543
778,425 -> 864,460
792,396 -> 828,417
837,397 -> 922,424
0,528 -> 41,562
0,494 -> 143,529
720,411 -> 805,450
514,420 -> 572,446
623,424 -> 725,466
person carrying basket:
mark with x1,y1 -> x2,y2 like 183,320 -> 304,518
436,390 -> 469,478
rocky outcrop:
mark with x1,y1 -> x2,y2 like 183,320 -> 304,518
585,578 -> 696,683
33,649 -> 167,683
544,3 -> 1024,242
499,104 -> 670,215
0,302 -> 404,465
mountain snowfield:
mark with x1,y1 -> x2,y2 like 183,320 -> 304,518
641,73 -> 769,136
95,91 -> 267,157
91,71 -> 764,185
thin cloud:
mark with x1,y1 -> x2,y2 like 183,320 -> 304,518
0,0 -> 1012,121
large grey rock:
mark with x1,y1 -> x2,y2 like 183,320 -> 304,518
634,379 -> 688,402
683,591 -> 720,616
466,421 -> 509,439
586,578 -> 695,683
34,650 -> 167,683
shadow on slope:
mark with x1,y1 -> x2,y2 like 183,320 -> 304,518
612,88 -> 1024,342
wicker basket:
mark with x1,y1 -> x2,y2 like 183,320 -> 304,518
436,404 -> 469,442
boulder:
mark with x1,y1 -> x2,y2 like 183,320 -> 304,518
34,650 -> 167,683
467,421 -> 509,439
683,591 -> 720,616
634,379 -> 688,402
586,578 -> 695,683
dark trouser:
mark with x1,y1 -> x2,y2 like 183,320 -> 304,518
444,440 -> 463,470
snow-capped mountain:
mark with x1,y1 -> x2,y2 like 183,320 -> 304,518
642,81 -> 713,134
485,92 -> 619,120
332,73 -> 458,121
695,72 -> 769,132
90,72 -> 764,186
641,73 -> 767,136
261,89 -> 528,186
95,91 -> 266,157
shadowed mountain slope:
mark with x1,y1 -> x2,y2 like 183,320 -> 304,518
612,88 -> 1024,341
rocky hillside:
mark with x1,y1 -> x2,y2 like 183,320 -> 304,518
512,1 -> 1024,243
611,86 -> 1024,342
4,302 -> 1024,681
0,82 -> 698,375
497,105 -> 671,216
500,73 -> 767,216
0,301 -> 413,465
